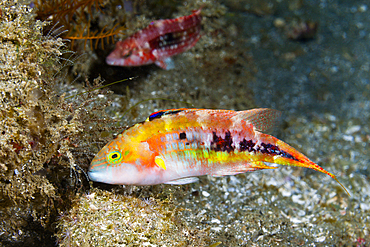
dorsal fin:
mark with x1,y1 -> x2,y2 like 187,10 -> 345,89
148,108 -> 281,132
233,108 -> 281,132
148,108 -> 187,121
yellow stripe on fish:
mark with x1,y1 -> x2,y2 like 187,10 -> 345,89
88,108 -> 349,195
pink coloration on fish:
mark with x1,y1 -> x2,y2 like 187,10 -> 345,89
106,9 -> 202,69
88,108 -> 350,196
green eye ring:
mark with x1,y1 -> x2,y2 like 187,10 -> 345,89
107,151 -> 123,164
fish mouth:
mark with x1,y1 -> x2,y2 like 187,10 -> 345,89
88,169 -> 109,183
106,46 -> 129,66
106,52 -> 123,66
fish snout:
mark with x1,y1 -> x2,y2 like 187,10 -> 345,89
106,41 -> 132,66
88,169 -> 106,183
106,49 -> 124,66
88,160 -> 142,185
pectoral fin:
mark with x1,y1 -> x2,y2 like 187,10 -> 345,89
155,58 -> 175,70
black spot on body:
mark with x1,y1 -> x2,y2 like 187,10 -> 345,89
274,147 -> 297,160
260,143 -> 278,154
150,27 -> 199,49
179,132 -> 186,140
210,131 -> 235,153
239,139 -> 255,152
238,140 -> 298,161
150,31 -> 181,49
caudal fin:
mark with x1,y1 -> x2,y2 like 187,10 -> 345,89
272,138 -> 351,196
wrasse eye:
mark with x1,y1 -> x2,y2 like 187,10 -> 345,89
122,50 -> 133,58
107,151 -> 123,164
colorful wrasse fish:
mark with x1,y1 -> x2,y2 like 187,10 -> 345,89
88,108 -> 349,195
106,9 -> 202,69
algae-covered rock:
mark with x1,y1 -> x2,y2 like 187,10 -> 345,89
0,0 -> 63,241
0,0 -> 114,244
56,188 -> 212,246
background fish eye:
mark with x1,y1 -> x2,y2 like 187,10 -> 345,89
122,50 -> 132,58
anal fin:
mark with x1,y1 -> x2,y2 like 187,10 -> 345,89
210,162 -> 278,177
164,177 -> 199,185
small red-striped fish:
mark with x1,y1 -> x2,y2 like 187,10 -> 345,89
88,108 -> 349,195
106,9 -> 202,69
